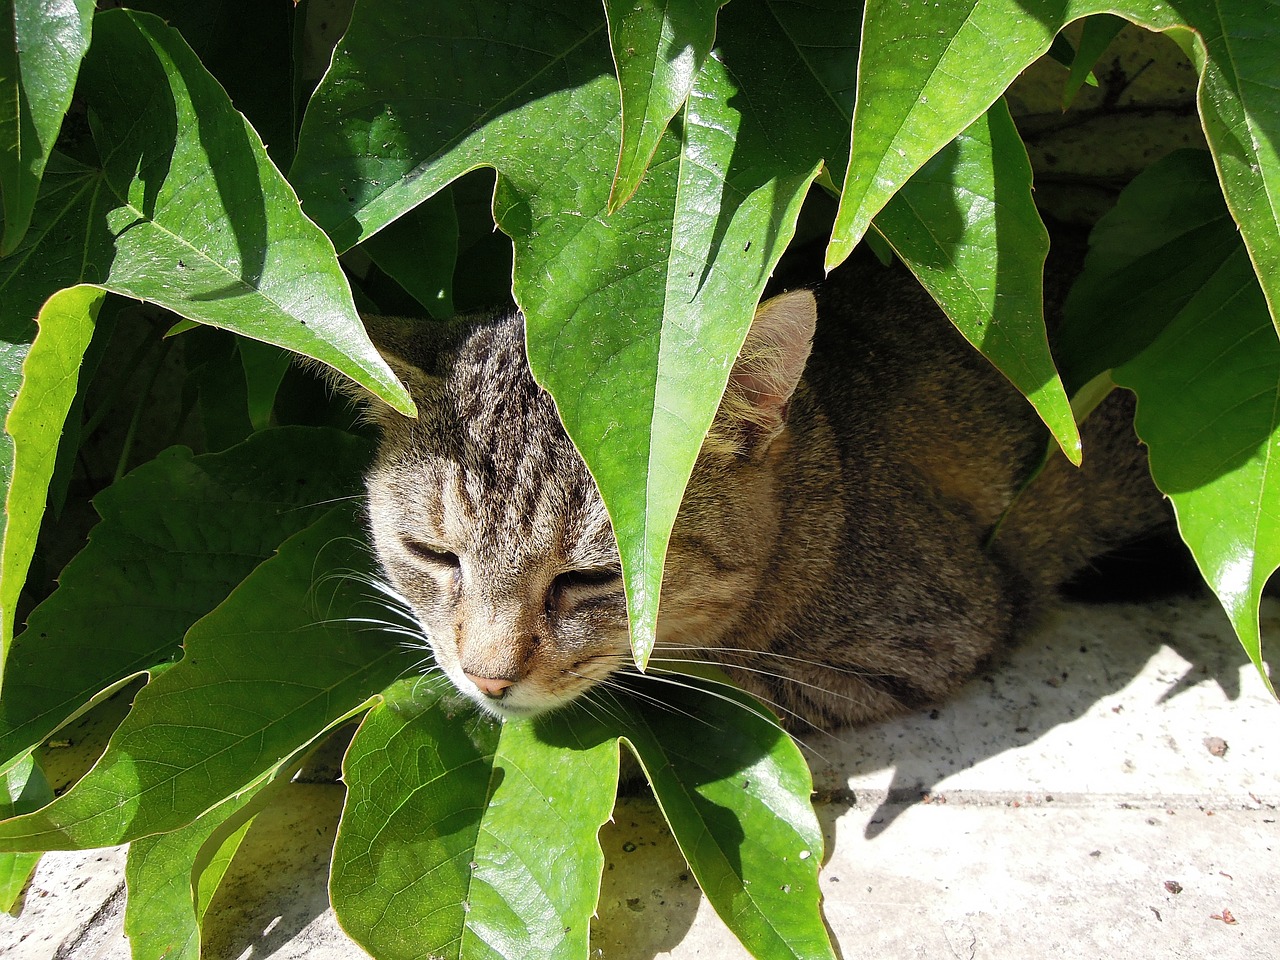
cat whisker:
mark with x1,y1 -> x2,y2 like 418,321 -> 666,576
635,665 -> 828,757
614,668 -> 806,751
647,654 -> 889,717
651,641 -> 885,681
279,493 -> 367,514
587,673 -> 709,729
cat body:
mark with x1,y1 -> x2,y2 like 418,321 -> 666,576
360,257 -> 1165,730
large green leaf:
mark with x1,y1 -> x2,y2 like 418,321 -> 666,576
1059,149 -> 1241,393
827,1 -> 1280,338
0,505 -> 409,851
120,0 -> 299,168
0,427 -> 372,774
0,8 -> 410,679
332,678 -> 619,960
1103,161 -> 1279,693
123,757 -> 292,960
333,668 -> 833,960
616,672 -> 834,960
602,0 -> 725,211
293,0 -> 852,666
0,0 -> 94,255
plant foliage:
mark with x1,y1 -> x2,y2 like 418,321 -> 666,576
0,0 -> 1276,958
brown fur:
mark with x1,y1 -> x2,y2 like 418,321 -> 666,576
357,256 -> 1167,730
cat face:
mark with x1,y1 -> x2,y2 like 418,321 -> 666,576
363,316 -> 631,718
361,292 -> 815,719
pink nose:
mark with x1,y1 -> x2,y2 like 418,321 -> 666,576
465,673 -> 516,699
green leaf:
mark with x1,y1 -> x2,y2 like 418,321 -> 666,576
0,285 -> 103,679
293,0 -> 853,667
875,101 -> 1079,463
826,0 -> 1280,343
1176,1 -> 1280,334
124,780 -> 264,960
0,427 -> 372,773
759,6 -> 1077,461
603,0 -> 725,211
332,678 -> 619,960
1062,14 -> 1126,107
0,13 -> 409,407
359,189 -> 458,319
237,337 -> 290,431
0,753 -> 50,911
333,669 -> 832,960
119,0 -> 299,169
1104,161 -> 1279,693
0,505 -> 410,852
0,7 -> 410,676
617,672 -> 834,960
1059,149 -> 1240,394
0,0 -> 95,255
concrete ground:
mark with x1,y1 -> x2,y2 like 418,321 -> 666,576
3,592 -> 1276,959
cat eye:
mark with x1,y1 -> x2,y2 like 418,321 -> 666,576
401,538 -> 461,571
551,567 -> 623,594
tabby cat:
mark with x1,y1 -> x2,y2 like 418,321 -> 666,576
356,256 -> 1166,731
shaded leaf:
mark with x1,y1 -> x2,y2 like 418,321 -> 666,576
1104,162 -> 1279,693
0,427 -> 372,772
121,0 -> 299,168
332,678 -> 619,960
1059,149 -> 1239,393
359,189 -> 458,319
603,0 -> 725,211
1063,14 -> 1126,107
0,0 -> 95,255
0,505 -> 410,851
237,337 -> 290,431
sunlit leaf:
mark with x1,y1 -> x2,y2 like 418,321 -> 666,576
0,752 -> 50,910
1102,159 -> 1280,693
0,7 -> 410,678
827,1 -> 1280,340
875,102 -> 1079,462
0,0 -> 94,255
332,678 -> 618,960
603,0 -> 724,211
124,775 -> 270,960
618,671 -> 834,960
0,285 -> 102,680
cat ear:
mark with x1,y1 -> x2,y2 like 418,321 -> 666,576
712,289 -> 816,451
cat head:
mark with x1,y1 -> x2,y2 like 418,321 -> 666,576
355,291 -> 815,719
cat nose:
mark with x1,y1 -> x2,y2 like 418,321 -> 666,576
465,672 -> 516,699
